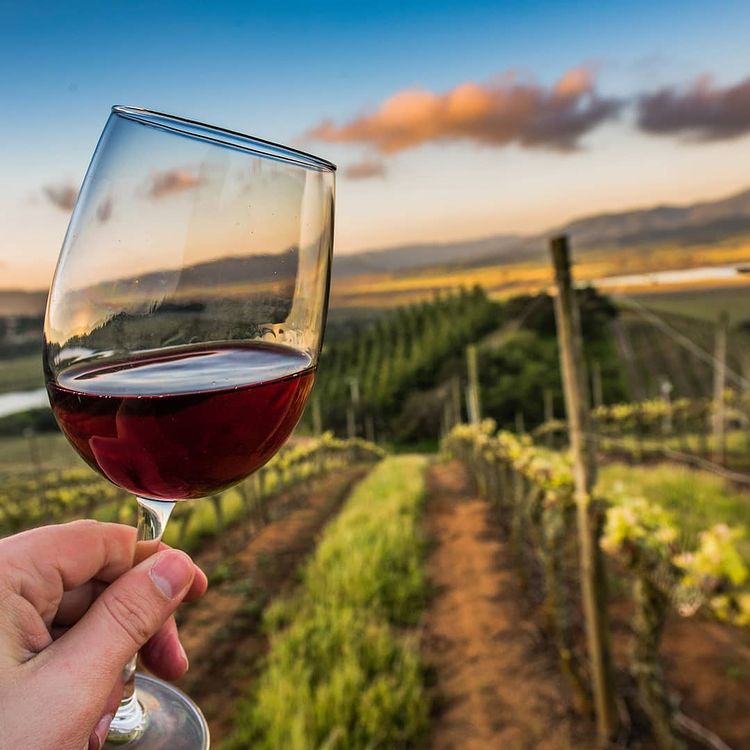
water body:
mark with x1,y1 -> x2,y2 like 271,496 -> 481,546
593,264 -> 742,290
0,388 -> 49,418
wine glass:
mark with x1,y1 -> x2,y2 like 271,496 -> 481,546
43,106 -> 335,749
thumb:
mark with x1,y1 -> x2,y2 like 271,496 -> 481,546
47,548 -> 196,694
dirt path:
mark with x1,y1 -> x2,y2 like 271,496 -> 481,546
422,460 -> 597,750
172,466 -> 370,743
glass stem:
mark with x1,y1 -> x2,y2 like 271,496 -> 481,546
106,497 -> 175,745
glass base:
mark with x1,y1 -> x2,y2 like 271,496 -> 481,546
104,674 -> 210,749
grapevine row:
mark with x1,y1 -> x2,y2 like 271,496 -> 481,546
0,435 -> 385,545
313,286 -> 499,435
443,421 -> 748,749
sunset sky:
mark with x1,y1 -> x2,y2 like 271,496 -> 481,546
2,0 -> 750,290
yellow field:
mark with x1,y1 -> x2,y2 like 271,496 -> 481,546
329,237 -> 750,309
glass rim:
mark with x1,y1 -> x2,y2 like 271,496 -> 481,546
112,105 -> 337,173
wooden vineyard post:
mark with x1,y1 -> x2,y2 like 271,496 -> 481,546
544,388 -> 554,423
365,414 -> 376,444
712,312 -> 728,465
544,389 -> 554,446
466,344 -> 482,425
592,360 -> 604,409
311,393 -> 323,437
550,235 -> 619,743
451,374 -> 463,424
346,406 -> 356,440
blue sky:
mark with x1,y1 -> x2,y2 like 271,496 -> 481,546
2,0 -> 750,288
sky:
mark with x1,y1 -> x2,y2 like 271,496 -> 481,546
1,0 -> 750,290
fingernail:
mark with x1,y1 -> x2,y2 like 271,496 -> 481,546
89,714 -> 113,749
149,551 -> 192,599
178,639 -> 190,671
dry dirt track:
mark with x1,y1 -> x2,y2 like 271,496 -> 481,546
422,460 -> 598,750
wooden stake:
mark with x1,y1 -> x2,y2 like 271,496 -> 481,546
311,393 -> 323,437
544,389 -> 555,447
550,235 -> 619,743
365,414 -> 376,444
712,312 -> 728,465
544,389 -> 554,423
466,344 -> 482,425
592,360 -> 604,409
451,374 -> 463,424
348,377 -> 360,439
515,410 -> 525,435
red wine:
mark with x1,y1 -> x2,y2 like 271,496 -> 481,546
47,343 -> 315,500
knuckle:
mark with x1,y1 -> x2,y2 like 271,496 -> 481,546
101,589 -> 155,648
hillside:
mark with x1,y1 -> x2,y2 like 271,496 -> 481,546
0,290 -> 47,317
2,184 -> 750,316
333,185 -> 750,276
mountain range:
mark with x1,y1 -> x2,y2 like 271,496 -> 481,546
332,185 -> 750,277
2,185 -> 749,316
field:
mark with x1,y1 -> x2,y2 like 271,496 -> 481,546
0,353 -> 44,394
0,432 -> 80,474
329,237 -> 750,310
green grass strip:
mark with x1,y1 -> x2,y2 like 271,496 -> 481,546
223,455 -> 430,750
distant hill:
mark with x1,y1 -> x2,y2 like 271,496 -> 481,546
332,234 -> 524,276
333,185 -> 750,276
0,290 -> 47,317
2,185 -> 749,315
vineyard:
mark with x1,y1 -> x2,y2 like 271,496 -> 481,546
444,421 -> 749,746
2,245 -> 750,749
310,286 -> 499,442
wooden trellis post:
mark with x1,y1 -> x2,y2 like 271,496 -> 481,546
550,235 -> 619,743
311,393 -> 323,437
712,312 -> 728,465
592,360 -> 604,409
466,344 -> 481,425
451,374 -> 463,425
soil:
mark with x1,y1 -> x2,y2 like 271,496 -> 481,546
422,460 -> 599,750
608,600 -> 750,750
169,467 -> 369,744
424,459 -> 750,750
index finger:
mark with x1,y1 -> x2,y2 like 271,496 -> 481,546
0,520 -> 136,618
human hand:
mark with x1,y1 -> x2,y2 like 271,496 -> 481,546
0,520 -> 207,750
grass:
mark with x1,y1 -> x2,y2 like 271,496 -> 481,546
0,432 -> 84,476
600,430 -> 750,456
629,285 -> 750,324
223,455 -> 430,750
0,354 -> 44,394
161,488 -> 245,552
598,461 -> 750,553
599,431 -> 750,474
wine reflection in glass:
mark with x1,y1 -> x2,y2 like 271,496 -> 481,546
44,107 -> 335,748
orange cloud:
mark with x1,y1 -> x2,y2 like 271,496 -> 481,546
344,158 -> 386,180
308,67 -> 620,154
149,168 -> 203,199
637,74 -> 750,140
43,183 -> 78,211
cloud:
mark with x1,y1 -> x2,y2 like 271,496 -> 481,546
149,168 -> 203,198
344,158 -> 386,180
637,74 -> 750,141
307,67 -> 621,154
43,183 -> 78,211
